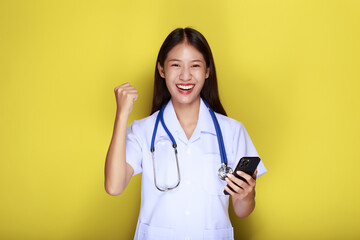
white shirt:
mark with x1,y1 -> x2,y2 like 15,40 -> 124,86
126,99 -> 267,240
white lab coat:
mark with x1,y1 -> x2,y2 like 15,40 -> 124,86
126,99 -> 267,240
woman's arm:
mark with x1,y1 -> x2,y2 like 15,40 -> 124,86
224,170 -> 257,218
104,83 -> 138,196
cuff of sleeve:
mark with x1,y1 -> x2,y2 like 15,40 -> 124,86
256,160 -> 267,178
126,160 -> 142,176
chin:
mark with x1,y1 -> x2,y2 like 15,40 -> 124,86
172,95 -> 200,106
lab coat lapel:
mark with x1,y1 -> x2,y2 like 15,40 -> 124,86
158,100 -> 187,144
157,99 -> 217,145
198,99 -> 221,155
198,99 -> 216,136
186,99 -> 216,144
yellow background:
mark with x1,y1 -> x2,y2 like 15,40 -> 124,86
1,0 -> 359,239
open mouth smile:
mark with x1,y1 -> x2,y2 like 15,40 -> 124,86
176,84 -> 195,95
176,84 -> 195,90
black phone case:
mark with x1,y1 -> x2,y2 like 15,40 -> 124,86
224,157 -> 261,195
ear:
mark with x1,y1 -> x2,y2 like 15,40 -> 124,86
205,67 -> 210,79
157,62 -> 165,78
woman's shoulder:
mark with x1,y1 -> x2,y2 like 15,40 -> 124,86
214,112 -> 245,130
128,111 -> 159,132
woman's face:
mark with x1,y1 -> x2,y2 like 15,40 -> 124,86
158,42 -> 209,107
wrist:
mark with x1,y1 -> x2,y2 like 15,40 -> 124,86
115,110 -> 130,127
116,108 -> 130,119
233,195 -> 256,218
238,191 -> 255,205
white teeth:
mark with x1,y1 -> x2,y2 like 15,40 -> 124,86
176,84 -> 194,90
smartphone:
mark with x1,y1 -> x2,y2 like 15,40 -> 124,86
224,156 -> 261,195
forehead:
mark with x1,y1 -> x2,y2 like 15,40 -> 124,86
166,43 -> 205,62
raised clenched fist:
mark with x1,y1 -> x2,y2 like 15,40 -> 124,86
114,83 -> 138,117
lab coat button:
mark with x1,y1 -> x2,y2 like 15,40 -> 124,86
186,148 -> 191,154
185,210 -> 191,215
185,237 -> 190,240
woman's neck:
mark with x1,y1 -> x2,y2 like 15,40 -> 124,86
172,98 -> 200,140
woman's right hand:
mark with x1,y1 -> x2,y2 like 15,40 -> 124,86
114,83 -> 138,117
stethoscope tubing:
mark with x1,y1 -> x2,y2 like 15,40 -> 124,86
151,105 -> 180,192
150,98 -> 230,191
203,99 -> 228,165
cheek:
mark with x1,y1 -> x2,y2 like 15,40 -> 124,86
165,69 -> 179,79
164,78 -> 175,92
193,68 -> 207,77
194,71 -> 207,83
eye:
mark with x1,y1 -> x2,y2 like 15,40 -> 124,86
171,63 -> 180,67
192,64 -> 201,68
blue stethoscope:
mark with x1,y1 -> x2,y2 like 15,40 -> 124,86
150,98 -> 233,192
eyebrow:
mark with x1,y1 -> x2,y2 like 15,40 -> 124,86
167,59 -> 204,62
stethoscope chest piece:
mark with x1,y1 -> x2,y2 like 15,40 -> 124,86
218,163 -> 233,180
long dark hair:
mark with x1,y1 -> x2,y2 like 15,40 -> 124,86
151,27 -> 227,116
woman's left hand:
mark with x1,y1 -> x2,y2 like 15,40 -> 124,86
224,170 -> 257,203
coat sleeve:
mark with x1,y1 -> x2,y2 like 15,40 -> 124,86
125,121 -> 143,176
232,122 -> 267,178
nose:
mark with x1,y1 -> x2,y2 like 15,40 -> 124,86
179,66 -> 191,81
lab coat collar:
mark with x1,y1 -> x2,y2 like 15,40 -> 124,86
158,98 -> 216,140
198,98 -> 217,135
160,99 -> 183,136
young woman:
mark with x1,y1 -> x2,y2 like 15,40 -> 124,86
105,28 -> 267,240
